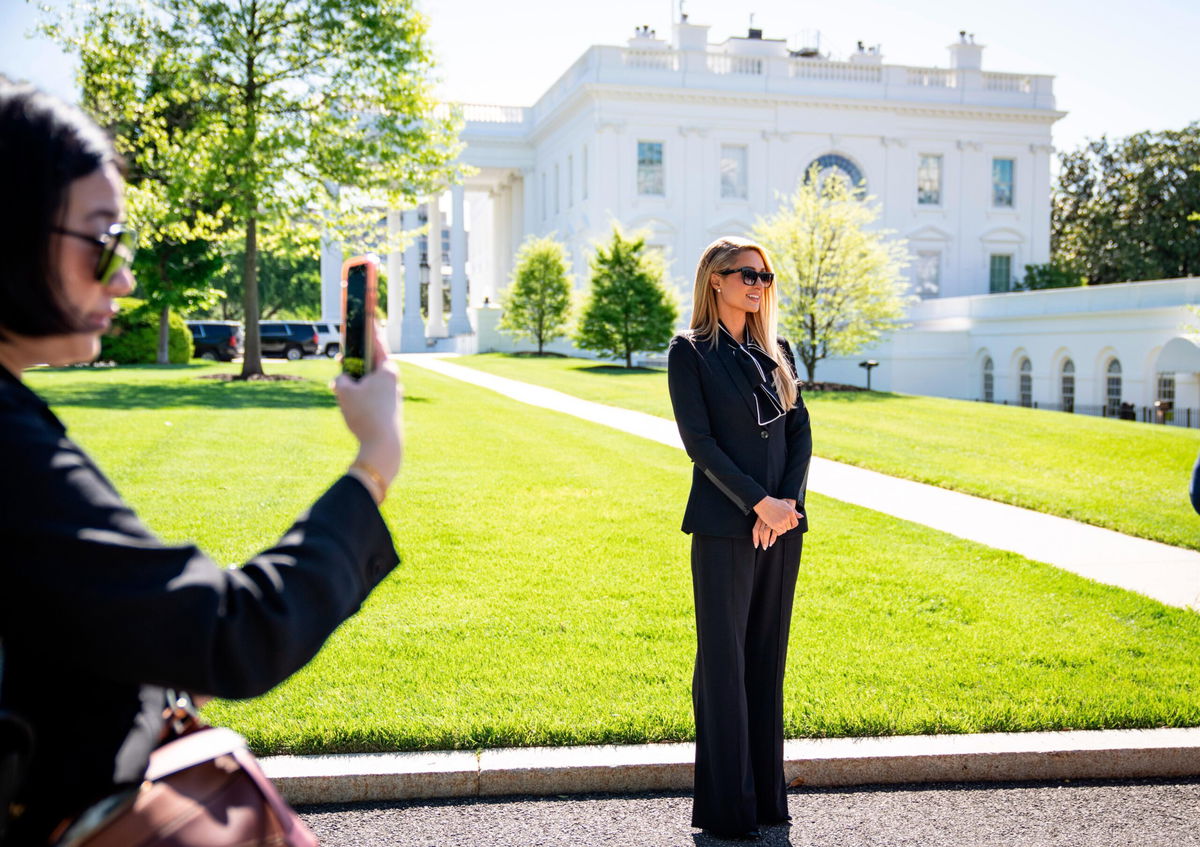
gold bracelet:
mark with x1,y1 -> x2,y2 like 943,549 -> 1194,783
350,460 -> 388,504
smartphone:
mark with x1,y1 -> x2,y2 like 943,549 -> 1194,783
340,255 -> 379,380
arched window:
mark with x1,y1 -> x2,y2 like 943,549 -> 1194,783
1060,359 -> 1075,413
804,154 -> 867,198
1157,372 -> 1176,423
1019,358 -> 1033,407
1106,359 -> 1122,415
982,357 -> 994,402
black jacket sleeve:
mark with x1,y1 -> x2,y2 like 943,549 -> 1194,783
777,339 -> 813,507
668,335 -> 769,515
1192,449 -> 1200,516
0,412 -> 399,700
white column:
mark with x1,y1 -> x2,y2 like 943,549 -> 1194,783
425,195 -> 448,338
400,207 -> 426,352
447,184 -> 473,335
319,234 -> 342,322
496,183 -> 513,293
385,209 -> 404,352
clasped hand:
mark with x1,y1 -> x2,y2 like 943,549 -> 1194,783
752,496 -> 803,549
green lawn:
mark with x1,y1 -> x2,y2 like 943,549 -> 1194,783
455,353 -> 1200,552
22,361 -> 1200,755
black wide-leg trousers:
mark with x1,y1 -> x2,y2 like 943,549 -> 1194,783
690,532 -> 803,833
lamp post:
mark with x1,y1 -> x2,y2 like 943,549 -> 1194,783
859,359 -> 879,391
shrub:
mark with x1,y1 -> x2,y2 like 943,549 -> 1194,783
100,298 -> 193,364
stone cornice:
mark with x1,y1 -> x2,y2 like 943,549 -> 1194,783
572,83 -> 1065,125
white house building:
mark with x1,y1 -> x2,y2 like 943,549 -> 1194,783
320,15 -> 1199,421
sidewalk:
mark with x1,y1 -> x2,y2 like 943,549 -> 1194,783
398,353 -> 1200,609
264,729 -> 1200,806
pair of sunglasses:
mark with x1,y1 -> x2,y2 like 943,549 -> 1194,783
717,266 -> 775,287
53,223 -> 138,285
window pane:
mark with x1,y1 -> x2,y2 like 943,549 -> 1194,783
720,145 -> 747,199
989,254 -> 1012,292
1106,359 -> 1122,414
917,155 -> 942,205
982,357 -> 993,402
1061,359 -> 1075,412
992,158 -> 1014,207
638,141 -> 664,196
915,251 -> 940,298
1019,358 -> 1032,407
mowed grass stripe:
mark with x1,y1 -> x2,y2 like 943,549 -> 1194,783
453,354 -> 1200,552
25,362 -> 1200,756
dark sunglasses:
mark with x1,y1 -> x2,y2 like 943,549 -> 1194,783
717,266 -> 774,287
53,223 -> 138,285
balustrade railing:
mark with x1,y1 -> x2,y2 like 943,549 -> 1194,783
907,67 -> 956,88
623,49 -> 678,71
983,72 -> 1033,93
706,53 -> 765,75
790,59 -> 882,83
446,103 -> 528,124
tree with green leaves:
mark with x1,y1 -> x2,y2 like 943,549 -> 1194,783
1053,123 -> 1200,284
575,228 -> 677,368
753,166 -> 912,383
47,0 -> 460,376
499,235 -> 573,355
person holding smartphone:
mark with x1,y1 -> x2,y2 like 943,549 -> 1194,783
0,83 -> 402,843
667,236 -> 812,841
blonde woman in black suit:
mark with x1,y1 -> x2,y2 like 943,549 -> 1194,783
667,236 -> 812,841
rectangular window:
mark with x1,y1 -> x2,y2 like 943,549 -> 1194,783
582,145 -> 588,200
567,155 -> 574,207
637,141 -> 664,196
992,158 -> 1014,207
917,154 -> 942,205
989,254 -> 1012,293
915,251 -> 940,298
720,144 -> 748,199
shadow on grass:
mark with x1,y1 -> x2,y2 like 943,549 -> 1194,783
36,377 -> 336,410
803,390 -> 898,403
573,365 -> 665,376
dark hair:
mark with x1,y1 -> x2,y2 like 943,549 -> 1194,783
0,83 -> 118,339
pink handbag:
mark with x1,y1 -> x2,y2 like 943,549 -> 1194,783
58,702 -> 316,847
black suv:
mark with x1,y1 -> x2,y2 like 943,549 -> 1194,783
187,321 -> 243,361
258,321 -> 319,360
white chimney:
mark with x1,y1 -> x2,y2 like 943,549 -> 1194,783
673,15 -> 710,51
948,30 -> 984,69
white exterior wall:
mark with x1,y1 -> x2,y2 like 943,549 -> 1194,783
818,278 -> 1200,409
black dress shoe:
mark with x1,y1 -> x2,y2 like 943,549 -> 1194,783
701,827 -> 762,841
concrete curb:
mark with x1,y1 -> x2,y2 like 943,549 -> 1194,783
262,728 -> 1200,806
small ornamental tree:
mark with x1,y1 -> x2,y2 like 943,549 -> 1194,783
753,166 -> 912,382
575,228 -> 678,368
499,236 -> 573,355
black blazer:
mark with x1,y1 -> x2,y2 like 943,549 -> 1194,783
0,365 -> 399,843
667,329 -> 812,538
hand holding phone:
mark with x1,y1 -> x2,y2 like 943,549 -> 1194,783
341,255 -> 380,380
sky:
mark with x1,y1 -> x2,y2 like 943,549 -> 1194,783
3,0 -> 1196,155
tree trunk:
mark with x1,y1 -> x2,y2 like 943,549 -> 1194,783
239,214 -> 263,378
625,348 -> 632,368
805,359 -> 816,383
157,304 -> 170,364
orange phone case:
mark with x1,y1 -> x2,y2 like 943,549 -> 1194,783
340,255 -> 379,378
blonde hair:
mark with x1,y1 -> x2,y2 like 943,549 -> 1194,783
689,236 -> 798,410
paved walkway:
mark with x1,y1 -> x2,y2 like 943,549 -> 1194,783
299,778 -> 1200,847
397,353 -> 1200,609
